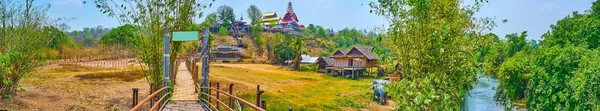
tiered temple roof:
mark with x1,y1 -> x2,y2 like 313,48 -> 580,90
261,12 -> 280,26
279,2 -> 302,31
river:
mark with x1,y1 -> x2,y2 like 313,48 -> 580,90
463,74 -> 504,111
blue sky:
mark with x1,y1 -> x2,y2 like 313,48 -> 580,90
43,0 -> 596,40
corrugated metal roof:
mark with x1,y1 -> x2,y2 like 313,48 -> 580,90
300,55 -> 319,64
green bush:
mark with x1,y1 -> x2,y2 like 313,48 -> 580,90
218,27 -> 228,36
495,46 -> 600,110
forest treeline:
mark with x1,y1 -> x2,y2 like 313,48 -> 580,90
370,0 -> 600,110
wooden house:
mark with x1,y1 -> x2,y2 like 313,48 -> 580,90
330,46 -> 379,78
211,45 -> 243,61
316,57 -> 334,72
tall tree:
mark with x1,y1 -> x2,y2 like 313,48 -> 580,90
99,24 -> 138,47
252,22 -> 264,56
94,0 -> 211,94
290,37 -> 304,70
0,0 -> 60,98
246,5 -> 262,25
370,0 -> 494,110
216,5 -> 235,27
316,26 -> 327,38
541,11 -> 600,49
201,13 -> 217,28
506,31 -> 529,57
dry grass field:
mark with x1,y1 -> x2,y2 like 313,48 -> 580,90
204,64 -> 394,111
0,61 -> 148,111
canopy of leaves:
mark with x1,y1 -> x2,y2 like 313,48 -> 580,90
493,1 -> 600,110
246,5 -> 262,25
217,5 -> 235,26
201,13 -> 218,28
495,46 -> 600,110
218,27 -> 228,36
541,1 -> 600,49
1,0 -> 60,98
370,0 -> 493,110
94,0 -> 210,92
252,22 -> 264,45
99,24 -> 138,47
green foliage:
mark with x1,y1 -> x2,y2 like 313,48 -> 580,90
218,27 -> 228,36
306,24 -> 316,33
482,32 -> 532,77
541,9 -> 600,49
290,37 -> 304,70
246,5 -> 262,25
273,38 -> 294,63
568,49 -> 600,110
316,26 -> 327,38
252,22 -> 264,56
299,64 -> 318,72
201,13 -> 218,28
1,0 -> 57,98
217,5 -> 235,26
493,51 -> 535,108
99,24 -> 138,47
94,0 -> 210,93
46,26 -> 67,49
495,46 -> 600,110
506,31 -> 530,57
268,20 -> 277,27
493,1 -> 600,110
252,22 -> 264,45
83,34 -> 96,47
370,0 -> 493,110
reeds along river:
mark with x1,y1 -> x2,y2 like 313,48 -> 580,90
463,74 -> 504,111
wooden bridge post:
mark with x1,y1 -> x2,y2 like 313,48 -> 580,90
216,82 -> 220,109
229,84 -> 234,108
256,85 -> 260,107
261,100 -> 267,110
131,88 -> 139,108
256,85 -> 264,108
208,82 -> 212,103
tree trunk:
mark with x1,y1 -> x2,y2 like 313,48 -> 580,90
293,52 -> 300,70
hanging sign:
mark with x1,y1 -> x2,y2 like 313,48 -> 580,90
172,31 -> 200,41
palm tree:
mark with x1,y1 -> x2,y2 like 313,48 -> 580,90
289,37 -> 304,70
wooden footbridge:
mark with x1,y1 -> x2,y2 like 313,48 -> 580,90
127,29 -> 267,111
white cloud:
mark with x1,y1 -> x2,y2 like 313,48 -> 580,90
539,3 -> 556,13
51,0 -> 83,7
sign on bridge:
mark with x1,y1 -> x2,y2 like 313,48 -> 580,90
172,31 -> 200,41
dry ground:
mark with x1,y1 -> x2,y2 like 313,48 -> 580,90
0,60 -> 393,111
0,60 -> 149,111
203,64 -> 394,111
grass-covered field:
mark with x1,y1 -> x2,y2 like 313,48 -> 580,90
204,64 -> 393,111
0,62 -> 147,111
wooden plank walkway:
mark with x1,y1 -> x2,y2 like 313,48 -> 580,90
164,62 -> 205,111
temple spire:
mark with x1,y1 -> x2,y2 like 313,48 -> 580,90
287,2 -> 294,13
240,13 -> 244,20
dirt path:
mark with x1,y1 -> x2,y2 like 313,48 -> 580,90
171,62 -> 198,101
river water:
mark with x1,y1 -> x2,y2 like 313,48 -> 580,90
463,75 -> 504,111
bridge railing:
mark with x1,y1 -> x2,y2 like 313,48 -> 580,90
130,86 -> 172,111
195,82 -> 266,111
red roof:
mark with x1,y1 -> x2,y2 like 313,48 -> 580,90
281,12 -> 298,23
